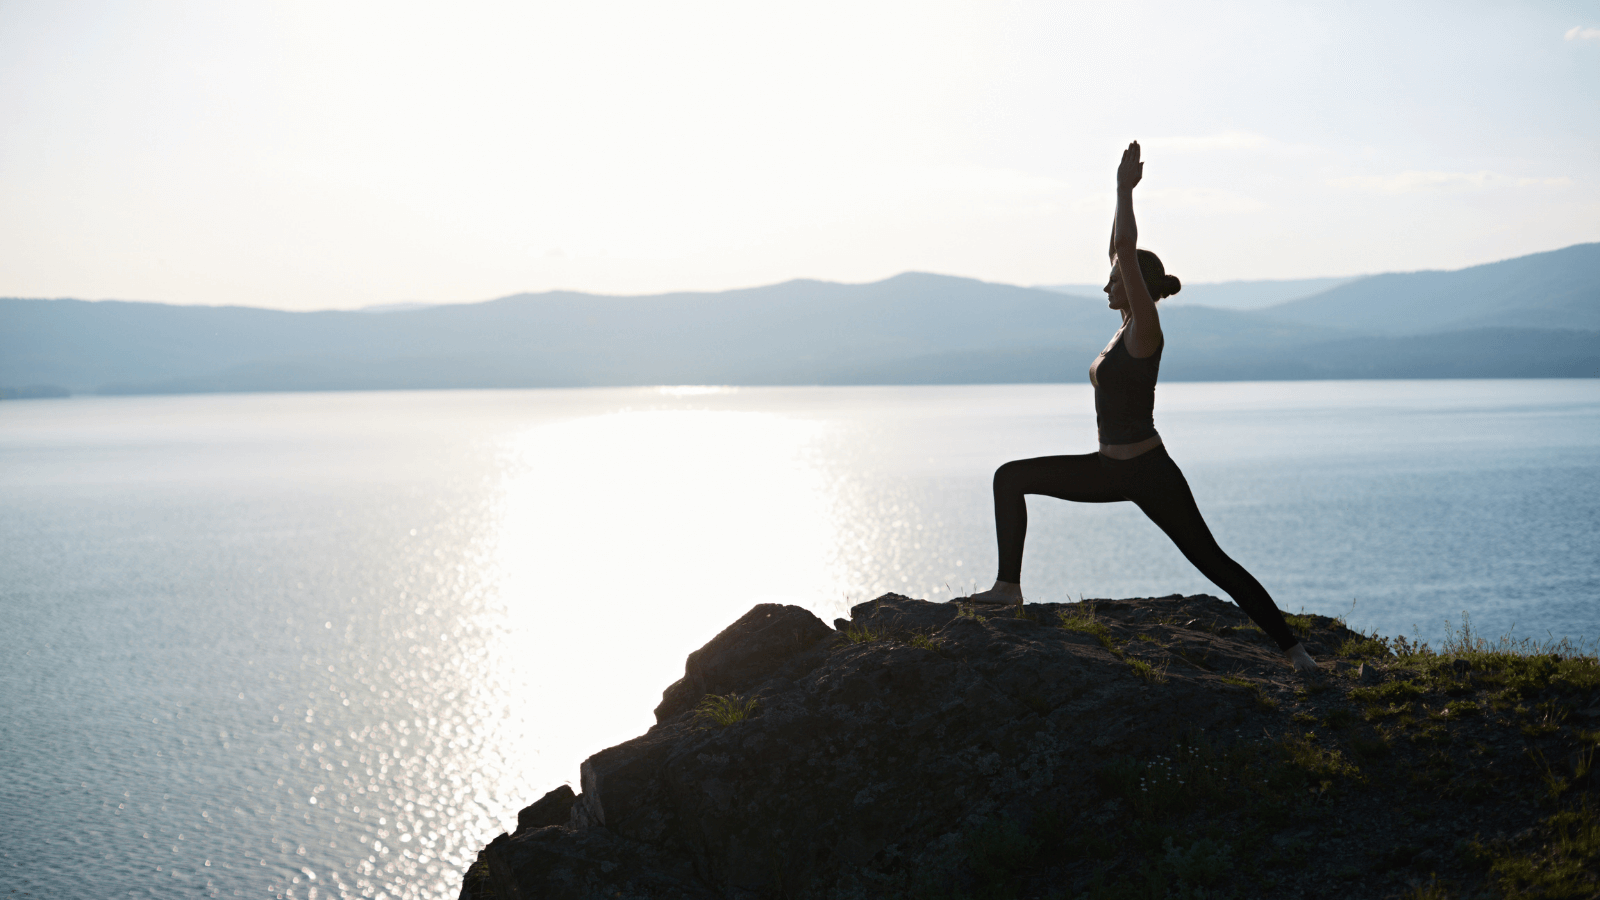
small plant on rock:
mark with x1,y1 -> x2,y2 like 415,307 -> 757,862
1126,657 -> 1168,684
694,692 -> 758,727
1363,702 -> 1412,722
1431,700 -> 1481,720
1339,632 -> 1393,659
1276,730 -> 1363,789
1283,613 -> 1315,639
1350,679 -> 1424,706
842,623 -> 881,644
1059,606 -> 1121,653
1218,674 -> 1278,711
1489,803 -> 1600,898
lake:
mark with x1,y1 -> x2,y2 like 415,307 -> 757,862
2,380 -> 1597,898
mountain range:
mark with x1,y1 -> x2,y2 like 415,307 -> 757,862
2,243 -> 1595,396
1039,275 -> 1361,310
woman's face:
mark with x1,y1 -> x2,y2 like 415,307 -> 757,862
1104,266 -> 1128,310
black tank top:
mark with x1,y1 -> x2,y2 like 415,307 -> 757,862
1090,327 -> 1162,444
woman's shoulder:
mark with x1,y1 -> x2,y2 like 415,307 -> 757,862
1123,327 -> 1163,362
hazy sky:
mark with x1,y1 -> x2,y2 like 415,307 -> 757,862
2,1 -> 1597,310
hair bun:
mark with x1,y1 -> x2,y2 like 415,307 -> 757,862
1164,275 -> 1182,297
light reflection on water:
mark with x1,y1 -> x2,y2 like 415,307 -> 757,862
1,381 -> 1597,898
488,408 -> 845,792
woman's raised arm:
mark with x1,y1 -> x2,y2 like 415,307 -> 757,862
1111,141 -> 1162,359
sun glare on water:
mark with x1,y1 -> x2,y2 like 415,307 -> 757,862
480,407 -> 846,788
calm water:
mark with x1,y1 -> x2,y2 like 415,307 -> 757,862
2,381 -> 1597,898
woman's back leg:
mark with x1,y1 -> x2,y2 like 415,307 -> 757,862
1125,456 -> 1300,651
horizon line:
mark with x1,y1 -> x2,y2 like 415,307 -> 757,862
3,240 -> 1594,313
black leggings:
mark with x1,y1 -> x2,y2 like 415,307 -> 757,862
992,446 -> 1299,651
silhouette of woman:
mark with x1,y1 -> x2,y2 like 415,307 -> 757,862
965,141 -> 1318,675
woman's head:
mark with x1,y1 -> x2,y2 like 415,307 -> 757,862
1104,249 -> 1182,307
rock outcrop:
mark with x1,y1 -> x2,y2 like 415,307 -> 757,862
461,595 -> 1600,899
461,593 -> 1322,899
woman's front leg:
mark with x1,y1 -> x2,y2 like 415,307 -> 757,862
966,454 -> 1120,606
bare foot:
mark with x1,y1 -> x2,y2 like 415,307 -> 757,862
964,581 -> 1023,607
1286,642 -> 1318,675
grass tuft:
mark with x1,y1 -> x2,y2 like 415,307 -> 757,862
694,692 -> 758,727
1278,731 -> 1362,785
1433,700 -> 1481,719
1036,617 -> 1600,900
1338,632 -> 1393,659
1218,674 -> 1280,711
1283,613 -> 1316,639
1490,803 -> 1600,898
1058,605 -> 1110,638
1126,657 -> 1168,684
841,623 -> 881,644
1350,680 -> 1424,705
1059,605 -> 1125,655
1363,702 -> 1412,722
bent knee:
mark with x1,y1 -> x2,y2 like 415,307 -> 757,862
993,459 -> 1028,492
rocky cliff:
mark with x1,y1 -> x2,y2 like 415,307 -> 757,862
460,594 -> 1600,899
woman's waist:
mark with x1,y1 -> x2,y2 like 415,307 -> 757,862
1098,432 -> 1163,460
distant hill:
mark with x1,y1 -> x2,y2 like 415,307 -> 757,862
3,275 -> 1131,392
1260,242 -> 1600,334
1,244 -> 1596,396
1039,276 -> 1362,310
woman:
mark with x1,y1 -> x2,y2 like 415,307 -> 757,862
966,141 -> 1318,675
